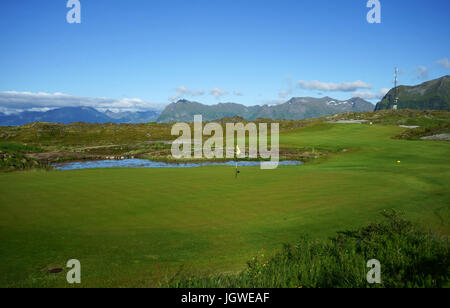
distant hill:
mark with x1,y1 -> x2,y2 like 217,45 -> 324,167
157,97 -> 374,123
0,107 -> 111,126
375,75 -> 450,111
0,107 -> 161,126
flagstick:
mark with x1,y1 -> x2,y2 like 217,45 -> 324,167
235,145 -> 240,179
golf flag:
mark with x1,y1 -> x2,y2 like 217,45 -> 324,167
235,146 -> 240,178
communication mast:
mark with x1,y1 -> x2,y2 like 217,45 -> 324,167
393,67 -> 399,110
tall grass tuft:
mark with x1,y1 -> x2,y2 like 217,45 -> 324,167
170,211 -> 449,288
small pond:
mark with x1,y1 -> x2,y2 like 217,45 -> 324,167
52,159 -> 302,170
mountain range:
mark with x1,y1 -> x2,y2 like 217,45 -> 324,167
0,107 -> 160,126
0,97 -> 374,126
157,97 -> 374,123
375,75 -> 450,111
2,75 -> 449,126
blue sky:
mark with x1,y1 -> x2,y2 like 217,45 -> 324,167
0,0 -> 449,112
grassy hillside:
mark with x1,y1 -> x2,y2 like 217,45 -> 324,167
1,110 -> 448,165
0,118 -> 324,163
0,119 -> 449,287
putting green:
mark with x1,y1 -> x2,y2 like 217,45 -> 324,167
0,123 -> 449,287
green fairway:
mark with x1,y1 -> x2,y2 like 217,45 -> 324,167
0,123 -> 449,287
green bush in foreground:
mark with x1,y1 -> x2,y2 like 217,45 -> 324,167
170,211 -> 449,288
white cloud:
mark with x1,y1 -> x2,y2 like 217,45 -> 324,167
169,86 -> 205,101
279,90 -> 291,97
262,98 -> 286,106
279,76 -> 294,98
233,91 -> 243,96
414,66 -> 429,80
0,107 -> 21,115
436,58 -> 450,69
210,88 -> 229,99
0,91 -> 164,113
352,88 -> 390,100
380,88 -> 391,96
297,80 -> 372,92
28,107 -> 57,113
